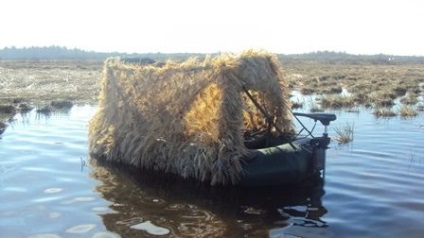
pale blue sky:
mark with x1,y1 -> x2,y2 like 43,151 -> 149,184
1,0 -> 423,55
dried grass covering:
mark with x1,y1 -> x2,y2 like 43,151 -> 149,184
88,50 -> 294,185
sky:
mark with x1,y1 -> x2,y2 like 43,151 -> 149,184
1,0 -> 423,56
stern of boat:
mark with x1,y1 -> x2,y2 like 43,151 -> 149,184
293,112 -> 337,179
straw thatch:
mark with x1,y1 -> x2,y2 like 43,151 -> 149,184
88,50 -> 295,185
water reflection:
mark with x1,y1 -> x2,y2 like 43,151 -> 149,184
4,106 -> 73,128
90,159 -> 327,237
2,105 -> 422,237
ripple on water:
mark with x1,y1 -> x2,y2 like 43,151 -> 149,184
92,232 -> 122,238
130,220 -> 170,236
60,196 -> 96,205
44,188 -> 63,193
28,234 -> 61,238
66,224 -> 96,234
1,105 -> 424,237
48,212 -> 62,219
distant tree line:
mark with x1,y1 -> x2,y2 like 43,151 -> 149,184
1,46 -> 424,65
0,46 -> 206,62
278,51 -> 424,65
0,46 -> 135,60
1,46 -> 94,59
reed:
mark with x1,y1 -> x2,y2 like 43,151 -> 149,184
88,50 -> 294,185
333,122 -> 354,144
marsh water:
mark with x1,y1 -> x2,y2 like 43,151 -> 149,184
1,103 -> 423,238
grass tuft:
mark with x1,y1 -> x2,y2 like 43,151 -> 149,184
291,101 -> 304,109
373,107 -> 397,118
333,122 -> 354,144
399,105 -> 418,118
320,95 -> 355,109
400,93 -> 418,105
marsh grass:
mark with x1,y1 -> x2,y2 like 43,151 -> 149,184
320,95 -> 355,109
17,103 -> 33,112
333,122 -> 354,144
320,85 -> 343,94
373,107 -> 397,118
0,105 -> 17,123
291,101 -> 304,109
285,63 -> 424,109
0,121 -> 6,135
307,100 -> 323,112
371,90 -> 397,107
392,86 -> 408,97
0,105 -> 16,114
0,59 -> 101,124
0,59 -> 101,104
399,105 -> 418,118
36,105 -> 53,115
301,86 -> 317,95
352,91 -> 373,107
400,93 -> 418,105
1,57 -> 423,125
0,112 -> 11,123
50,100 -> 73,110
35,100 -> 74,115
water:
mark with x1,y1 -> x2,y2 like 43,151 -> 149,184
1,105 -> 423,237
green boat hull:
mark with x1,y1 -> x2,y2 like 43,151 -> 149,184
240,138 -> 325,187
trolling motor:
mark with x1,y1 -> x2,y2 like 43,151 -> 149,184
292,112 -> 337,178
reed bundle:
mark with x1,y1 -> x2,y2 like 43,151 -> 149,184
89,50 -> 294,185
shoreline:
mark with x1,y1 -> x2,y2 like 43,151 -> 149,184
1,59 -> 423,125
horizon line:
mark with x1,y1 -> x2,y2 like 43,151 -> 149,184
1,45 -> 423,58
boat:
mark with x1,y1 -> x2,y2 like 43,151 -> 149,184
88,50 -> 336,187
239,112 -> 336,187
